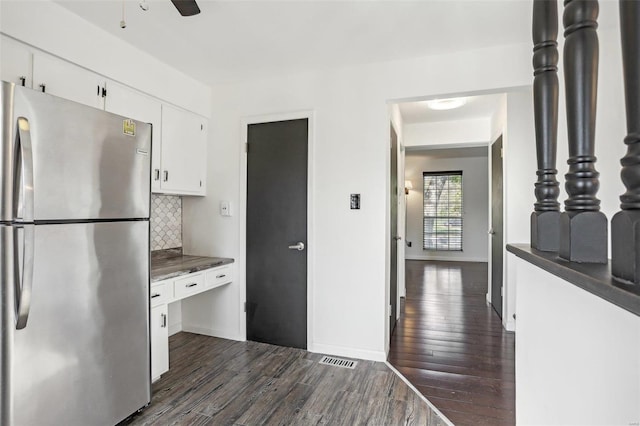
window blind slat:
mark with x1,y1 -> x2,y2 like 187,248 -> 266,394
423,171 -> 463,251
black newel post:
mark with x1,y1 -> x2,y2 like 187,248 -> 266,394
612,0 -> 640,284
559,0 -> 608,263
531,0 -> 561,252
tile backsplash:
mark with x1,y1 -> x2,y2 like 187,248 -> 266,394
151,194 -> 182,251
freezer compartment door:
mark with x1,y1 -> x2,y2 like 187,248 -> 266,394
11,221 -> 150,426
3,81 -> 151,221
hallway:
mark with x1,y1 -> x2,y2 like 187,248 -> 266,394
389,260 -> 515,426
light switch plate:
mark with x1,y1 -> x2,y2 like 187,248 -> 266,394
350,194 -> 361,210
220,201 -> 232,216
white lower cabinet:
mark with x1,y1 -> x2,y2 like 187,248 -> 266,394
150,303 -> 169,381
173,273 -> 205,299
149,263 -> 233,380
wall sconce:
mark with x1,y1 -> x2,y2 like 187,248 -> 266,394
404,180 -> 413,195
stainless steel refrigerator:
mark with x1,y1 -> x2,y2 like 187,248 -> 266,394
0,81 -> 152,425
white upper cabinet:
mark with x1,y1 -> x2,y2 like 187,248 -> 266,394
104,80 -> 163,192
3,38 -> 209,197
160,104 -> 207,196
1,35 -> 33,88
33,53 -> 105,109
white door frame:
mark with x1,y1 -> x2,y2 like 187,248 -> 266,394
238,110 -> 315,348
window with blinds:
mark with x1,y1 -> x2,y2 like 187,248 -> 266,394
423,171 -> 463,251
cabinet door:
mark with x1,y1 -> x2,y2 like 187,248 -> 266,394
33,53 -> 105,109
160,104 -> 207,195
150,304 -> 169,381
105,80 -> 163,191
0,36 -> 33,88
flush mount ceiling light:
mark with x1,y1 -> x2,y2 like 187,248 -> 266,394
139,0 -> 149,11
425,97 -> 468,111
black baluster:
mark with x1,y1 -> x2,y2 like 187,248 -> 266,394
531,0 -> 561,252
559,0 -> 607,263
612,0 -> 640,284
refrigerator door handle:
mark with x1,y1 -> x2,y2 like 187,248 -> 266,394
15,117 -> 34,222
14,224 -> 34,329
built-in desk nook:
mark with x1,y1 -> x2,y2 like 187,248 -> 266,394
150,249 -> 235,381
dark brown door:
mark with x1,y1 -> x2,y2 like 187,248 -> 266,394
491,136 -> 504,318
246,119 -> 308,349
390,125 -> 398,336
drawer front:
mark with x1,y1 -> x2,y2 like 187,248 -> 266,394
173,273 -> 205,299
150,282 -> 170,307
206,265 -> 233,289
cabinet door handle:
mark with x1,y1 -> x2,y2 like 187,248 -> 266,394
216,274 -> 226,279
151,293 -> 161,299
154,169 -> 160,181
163,170 -> 169,182
161,313 -> 167,328
19,76 -> 26,87
186,283 -> 198,288
39,84 -> 46,93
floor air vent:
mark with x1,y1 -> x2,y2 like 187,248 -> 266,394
319,356 -> 357,369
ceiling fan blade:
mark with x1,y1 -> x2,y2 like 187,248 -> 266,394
171,0 -> 200,16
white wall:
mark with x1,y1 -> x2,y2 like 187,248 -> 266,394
405,151 -> 489,262
182,41 -> 533,361
503,90 -> 535,329
513,256 -> 640,425
0,0 -> 211,116
404,117 -> 492,148
390,104 -> 406,302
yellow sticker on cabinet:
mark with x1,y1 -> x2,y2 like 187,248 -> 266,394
123,119 -> 136,136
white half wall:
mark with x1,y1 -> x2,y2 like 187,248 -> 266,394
513,256 -> 640,425
405,151 -> 489,262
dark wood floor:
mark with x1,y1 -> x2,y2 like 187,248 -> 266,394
123,332 -> 448,425
389,260 -> 515,426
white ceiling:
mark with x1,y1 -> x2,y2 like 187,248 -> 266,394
398,93 -> 504,124
52,0 -> 536,85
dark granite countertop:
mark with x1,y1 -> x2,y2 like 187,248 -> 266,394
507,243 -> 640,317
151,248 -> 234,282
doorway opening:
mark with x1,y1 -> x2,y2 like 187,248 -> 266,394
387,92 -> 515,425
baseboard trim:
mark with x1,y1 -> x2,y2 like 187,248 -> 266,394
505,318 -> 516,332
308,343 -> 386,362
406,255 -> 488,263
385,361 -> 454,426
168,323 -> 182,337
181,324 -> 244,342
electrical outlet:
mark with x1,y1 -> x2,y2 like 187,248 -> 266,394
220,201 -> 232,217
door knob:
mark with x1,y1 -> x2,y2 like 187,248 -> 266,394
288,242 -> 305,251
394,235 -> 402,241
